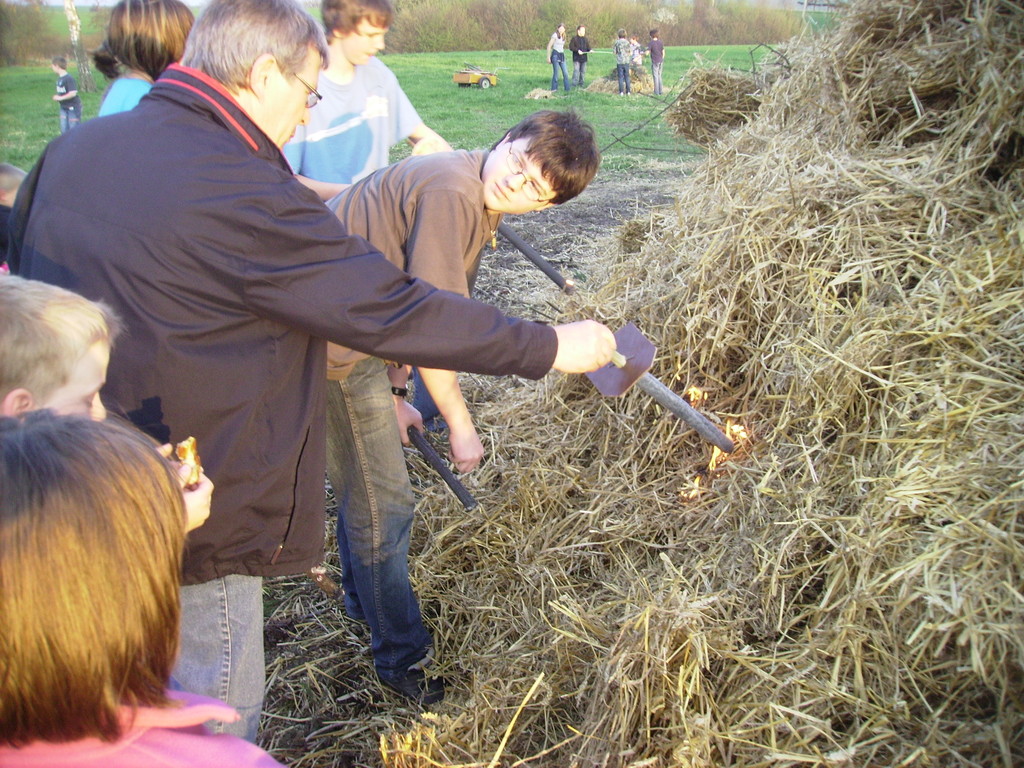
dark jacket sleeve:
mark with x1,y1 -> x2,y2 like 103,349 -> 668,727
6,145 -> 49,275
203,172 -> 558,380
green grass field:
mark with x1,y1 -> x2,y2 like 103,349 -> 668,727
0,45 -> 769,172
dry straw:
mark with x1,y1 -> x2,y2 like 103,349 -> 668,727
666,67 -> 766,148
585,67 -> 655,95
264,0 -> 1023,765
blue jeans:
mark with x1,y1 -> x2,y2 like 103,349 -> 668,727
172,575 -> 265,741
325,359 -> 433,684
59,106 -> 81,133
411,368 -> 441,426
616,64 -> 631,94
651,61 -> 664,95
550,52 -> 570,91
571,59 -> 587,87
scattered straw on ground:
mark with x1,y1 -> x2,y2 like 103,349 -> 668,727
585,66 -> 655,96
264,1 -> 1024,765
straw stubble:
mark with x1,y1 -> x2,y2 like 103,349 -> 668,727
264,0 -> 1023,764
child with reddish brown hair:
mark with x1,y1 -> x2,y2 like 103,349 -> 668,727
0,412 -> 277,767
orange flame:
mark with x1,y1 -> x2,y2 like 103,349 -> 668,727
685,386 -> 707,406
682,418 -> 749,500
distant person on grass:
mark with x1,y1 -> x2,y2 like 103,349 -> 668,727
284,0 -> 451,201
323,109 -> 601,706
546,22 -> 570,92
648,29 -> 665,95
629,35 -> 644,68
93,0 -> 195,116
568,24 -> 591,88
51,56 -> 83,132
613,29 -> 632,96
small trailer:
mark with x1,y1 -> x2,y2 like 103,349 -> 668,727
453,64 -> 498,89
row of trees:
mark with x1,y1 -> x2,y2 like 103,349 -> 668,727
0,0 -> 110,71
385,0 -> 814,53
0,0 -> 820,67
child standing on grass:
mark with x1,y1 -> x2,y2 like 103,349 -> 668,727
569,24 -> 590,88
629,35 -> 644,68
648,29 -> 665,95
50,56 -> 82,133
613,29 -> 632,95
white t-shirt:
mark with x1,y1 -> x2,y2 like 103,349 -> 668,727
283,57 -> 421,184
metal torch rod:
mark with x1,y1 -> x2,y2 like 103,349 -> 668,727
497,222 -> 575,294
611,352 -> 735,453
407,426 -> 480,510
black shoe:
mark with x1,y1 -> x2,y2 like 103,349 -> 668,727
380,668 -> 445,705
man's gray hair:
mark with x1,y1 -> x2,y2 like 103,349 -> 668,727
181,0 -> 328,90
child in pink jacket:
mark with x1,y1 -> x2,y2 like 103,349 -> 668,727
0,413 -> 287,767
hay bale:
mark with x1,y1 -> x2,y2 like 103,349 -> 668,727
617,218 -> 650,254
583,77 -> 619,95
265,0 -> 1024,765
586,66 -> 655,95
666,67 -> 767,147
666,49 -> 789,148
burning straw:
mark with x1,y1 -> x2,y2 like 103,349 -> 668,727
264,0 -> 1023,765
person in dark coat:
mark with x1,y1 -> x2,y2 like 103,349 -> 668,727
0,163 -> 26,268
9,0 -> 615,741
568,24 -> 591,88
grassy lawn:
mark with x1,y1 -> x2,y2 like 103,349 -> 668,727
386,45 -> 768,171
0,44 -> 771,172
0,66 -> 110,169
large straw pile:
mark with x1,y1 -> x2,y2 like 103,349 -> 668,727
265,1 -> 1023,765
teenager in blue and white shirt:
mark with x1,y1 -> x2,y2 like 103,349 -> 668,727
284,0 -> 450,200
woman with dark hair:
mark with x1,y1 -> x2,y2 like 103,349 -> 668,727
93,0 -> 194,116
0,412 -> 285,767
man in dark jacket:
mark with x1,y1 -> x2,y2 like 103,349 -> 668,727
9,0 -> 614,741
